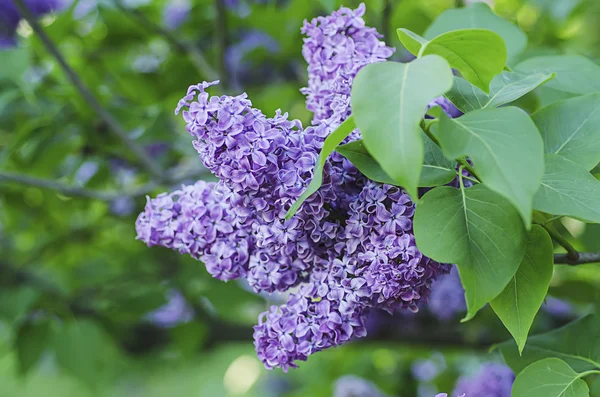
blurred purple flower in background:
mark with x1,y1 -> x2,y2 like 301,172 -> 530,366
0,0 -> 70,48
427,266 -> 466,321
146,289 -> 194,328
333,375 -> 388,397
453,363 -> 514,397
162,0 -> 190,30
542,296 -> 574,318
226,30 -> 279,89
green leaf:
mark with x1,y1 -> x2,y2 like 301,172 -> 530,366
437,107 -> 545,226
490,225 -> 554,354
499,314 -> 600,373
336,140 -> 397,185
398,28 -> 507,93
516,55 -> 600,95
533,154 -> 600,224
549,280 -> 600,304
0,286 -> 40,324
414,184 -> 527,320
420,132 -> 458,187
424,2 -> 527,60
533,93 -> 600,171
512,358 -> 591,397
336,134 -> 456,188
16,319 -> 53,376
54,320 -> 121,389
446,71 -> 555,113
0,46 -> 30,82
351,56 -> 454,198
285,116 -> 356,219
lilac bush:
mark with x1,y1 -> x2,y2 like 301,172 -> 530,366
136,4 -> 456,371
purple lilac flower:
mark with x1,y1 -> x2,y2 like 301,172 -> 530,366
332,375 -> 388,397
138,4 -> 453,371
162,0 -> 190,30
542,296 -> 574,318
426,97 -> 463,119
453,363 -> 514,397
427,266 -> 466,321
0,0 -> 70,48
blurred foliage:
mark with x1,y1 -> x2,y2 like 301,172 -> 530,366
1,0 -> 600,396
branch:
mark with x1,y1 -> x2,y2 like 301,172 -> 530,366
540,223 -> 580,262
555,252 -> 600,266
214,0 -> 229,89
114,0 -> 219,81
13,0 -> 166,181
0,169 -> 211,201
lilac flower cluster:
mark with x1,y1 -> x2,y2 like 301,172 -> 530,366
453,363 -> 514,397
137,4 -> 454,371
333,375 -> 388,397
0,0 -> 69,48
427,266 -> 466,321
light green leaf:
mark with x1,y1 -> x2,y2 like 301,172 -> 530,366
499,314 -> 600,373
533,93 -> 600,171
437,107 -> 545,226
414,185 -> 527,320
285,116 -> 356,219
490,225 -> 554,353
533,154 -> 600,223
336,140 -> 397,185
516,55 -> 600,95
512,358 -> 591,397
336,134 -> 456,188
446,71 -> 555,113
351,56 -> 454,198
398,28 -> 507,93
54,320 -> 121,389
424,2 -> 527,60
0,46 -> 30,82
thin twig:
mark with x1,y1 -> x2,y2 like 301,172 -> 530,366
554,252 -> 600,266
0,169 -> 211,201
540,223 -> 580,262
114,0 -> 219,81
214,0 -> 229,89
13,0 -> 166,181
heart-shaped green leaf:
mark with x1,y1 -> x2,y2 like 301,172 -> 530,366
424,2 -> 527,60
446,71 -> 554,113
398,28 -> 507,93
516,55 -> 600,95
533,93 -> 600,171
351,56 -> 454,198
437,107 -> 545,227
512,358 -> 591,397
533,154 -> 600,224
490,225 -> 554,354
414,184 -> 527,320
499,314 -> 600,373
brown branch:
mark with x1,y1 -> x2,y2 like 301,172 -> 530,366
13,0 -> 166,181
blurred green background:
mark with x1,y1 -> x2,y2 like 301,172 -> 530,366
1,0 -> 600,396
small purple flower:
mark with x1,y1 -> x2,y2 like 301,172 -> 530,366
333,375 -> 388,397
146,289 -> 193,328
162,0 -> 190,30
428,266 -> 466,321
454,363 -> 514,397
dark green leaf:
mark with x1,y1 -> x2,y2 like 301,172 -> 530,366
336,140 -> 397,185
424,2 -> 527,60
420,132 -> 457,187
285,116 -> 356,219
0,287 -> 39,324
533,93 -> 600,171
437,107 -> 545,226
499,314 -> 600,373
549,280 -> 600,304
54,320 -> 121,389
336,134 -> 456,187
512,358 -> 590,397
16,319 -> 53,376
446,71 -> 554,113
533,154 -> 600,223
398,28 -> 507,92
414,185 -> 527,319
490,225 -> 554,353
516,55 -> 600,95
0,46 -> 30,83
351,56 -> 453,198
